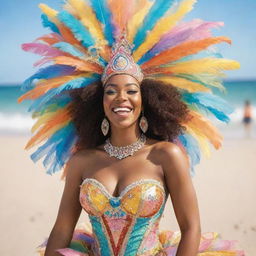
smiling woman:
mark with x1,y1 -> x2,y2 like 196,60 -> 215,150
19,0 -> 245,255
69,77 -> 188,152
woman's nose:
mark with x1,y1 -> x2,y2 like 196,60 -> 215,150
115,91 -> 127,101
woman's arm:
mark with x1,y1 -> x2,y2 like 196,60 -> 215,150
159,142 -> 201,256
44,154 -> 84,256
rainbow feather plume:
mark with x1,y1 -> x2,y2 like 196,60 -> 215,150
19,0 -> 239,175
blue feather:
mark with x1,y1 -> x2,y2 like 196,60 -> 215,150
28,75 -> 100,112
32,95 -> 72,117
53,42 -> 84,57
182,92 -> 234,123
58,11 -> 95,48
46,124 -> 77,174
21,65 -> 75,92
175,73 -> 225,92
133,0 -> 176,51
178,133 -> 201,177
41,14 -> 60,34
31,123 -> 77,174
89,0 -> 114,45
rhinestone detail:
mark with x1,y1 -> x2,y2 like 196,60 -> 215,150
103,134 -> 146,160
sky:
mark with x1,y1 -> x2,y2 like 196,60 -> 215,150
0,0 -> 255,84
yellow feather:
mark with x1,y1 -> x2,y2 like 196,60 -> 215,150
133,0 -> 197,61
39,3 -> 58,19
185,126 -> 211,157
152,58 -> 240,76
26,121 -> 70,149
31,112 -> 54,133
184,110 -> 223,150
127,0 -> 154,44
66,0 -> 105,43
151,76 -> 211,92
26,107 -> 71,149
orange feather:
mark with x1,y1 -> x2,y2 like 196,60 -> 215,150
142,37 -> 231,69
36,34 -> 61,45
53,56 -> 104,73
183,110 -> 223,149
18,75 -> 83,102
108,0 -> 136,34
25,106 -> 72,150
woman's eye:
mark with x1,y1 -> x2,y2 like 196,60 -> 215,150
127,90 -> 138,94
105,90 -> 116,95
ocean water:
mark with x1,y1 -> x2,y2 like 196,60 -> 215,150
0,81 -> 256,138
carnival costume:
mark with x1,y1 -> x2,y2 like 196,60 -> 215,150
19,0 -> 244,255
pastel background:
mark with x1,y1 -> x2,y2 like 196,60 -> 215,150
0,0 -> 255,255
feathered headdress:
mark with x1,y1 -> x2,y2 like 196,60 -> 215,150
18,0 -> 239,176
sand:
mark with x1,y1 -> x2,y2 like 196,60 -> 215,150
0,135 -> 255,256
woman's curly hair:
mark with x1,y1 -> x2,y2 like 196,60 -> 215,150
69,79 -> 189,150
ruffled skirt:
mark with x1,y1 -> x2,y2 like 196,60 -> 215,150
37,224 -> 245,256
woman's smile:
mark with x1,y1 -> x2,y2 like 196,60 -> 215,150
103,74 -> 142,128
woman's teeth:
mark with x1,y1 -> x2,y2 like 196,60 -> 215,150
113,107 -> 132,113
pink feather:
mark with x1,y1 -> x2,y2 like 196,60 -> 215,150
36,33 -> 62,45
147,20 -> 224,58
22,43 -> 65,57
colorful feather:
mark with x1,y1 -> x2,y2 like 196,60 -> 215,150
21,65 -> 75,91
176,73 -> 226,92
141,37 -> 231,69
182,92 -> 234,122
127,0 -> 154,43
132,0 -> 175,51
89,0 -> 115,45
58,11 -> 95,48
178,133 -> 200,172
65,0 -> 105,44
133,0 -> 197,61
52,56 -> 103,73
22,43 -> 67,57
41,14 -> 60,34
144,58 -> 240,77
25,107 -> 72,150
185,126 -> 211,157
36,33 -> 62,45
149,76 -> 211,93
18,75 -> 83,102
108,0 -> 136,37
53,42 -> 85,57
138,20 -> 224,64
27,75 -> 99,113
39,4 -> 81,46
32,95 -> 72,117
184,110 -> 223,149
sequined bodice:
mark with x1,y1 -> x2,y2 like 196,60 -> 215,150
79,178 -> 167,256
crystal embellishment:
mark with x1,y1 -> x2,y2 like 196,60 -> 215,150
103,134 -> 146,160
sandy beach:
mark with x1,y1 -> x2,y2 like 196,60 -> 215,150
0,135 -> 255,256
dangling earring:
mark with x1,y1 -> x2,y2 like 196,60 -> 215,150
139,111 -> 148,133
101,117 -> 109,136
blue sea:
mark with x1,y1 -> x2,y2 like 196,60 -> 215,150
0,80 -> 256,138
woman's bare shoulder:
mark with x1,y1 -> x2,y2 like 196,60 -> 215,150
150,140 -> 189,171
150,140 -> 181,155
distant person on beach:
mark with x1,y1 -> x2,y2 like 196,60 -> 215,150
243,100 -> 253,138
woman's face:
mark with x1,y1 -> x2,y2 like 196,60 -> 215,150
103,74 -> 142,129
